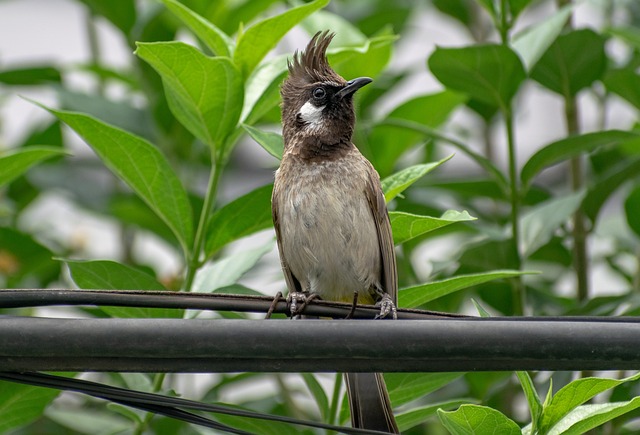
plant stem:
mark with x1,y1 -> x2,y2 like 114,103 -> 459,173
275,374 -> 305,420
85,10 -> 105,96
505,108 -> 524,315
499,0 -> 510,44
557,0 -> 590,302
133,373 -> 167,435
635,245 -> 640,293
183,153 -> 224,292
328,373 -> 343,426
565,96 -> 589,301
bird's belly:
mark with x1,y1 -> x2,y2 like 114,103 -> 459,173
278,166 -> 380,302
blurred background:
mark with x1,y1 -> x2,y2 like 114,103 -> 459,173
1,0 -> 635,297
2,0 -> 640,433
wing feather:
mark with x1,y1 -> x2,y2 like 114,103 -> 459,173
364,162 -> 398,304
272,177 -> 302,293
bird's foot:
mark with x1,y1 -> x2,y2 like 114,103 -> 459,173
265,291 -> 283,319
374,293 -> 397,320
287,292 -> 319,318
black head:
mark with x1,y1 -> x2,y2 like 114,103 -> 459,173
281,31 -> 372,148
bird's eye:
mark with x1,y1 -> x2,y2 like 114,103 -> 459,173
312,87 -> 326,99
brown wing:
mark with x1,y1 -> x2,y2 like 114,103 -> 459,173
364,162 -> 398,305
271,179 -> 302,294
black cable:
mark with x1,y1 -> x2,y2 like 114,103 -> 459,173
0,289 -> 464,319
0,372 -> 388,435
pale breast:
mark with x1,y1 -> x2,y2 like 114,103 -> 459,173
274,155 -> 381,302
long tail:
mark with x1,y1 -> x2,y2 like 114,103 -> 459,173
345,372 -> 399,433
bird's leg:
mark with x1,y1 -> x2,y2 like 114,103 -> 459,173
287,286 -> 320,318
374,293 -> 397,320
286,292 -> 304,318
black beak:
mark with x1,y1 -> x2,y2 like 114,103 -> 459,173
336,77 -> 372,100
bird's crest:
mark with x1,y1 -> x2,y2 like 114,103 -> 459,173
286,30 -> 345,86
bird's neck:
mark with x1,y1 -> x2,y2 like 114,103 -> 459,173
285,133 -> 354,162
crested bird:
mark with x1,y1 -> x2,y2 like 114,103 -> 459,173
272,31 -> 399,433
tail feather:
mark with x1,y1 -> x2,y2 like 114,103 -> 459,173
345,372 -> 398,433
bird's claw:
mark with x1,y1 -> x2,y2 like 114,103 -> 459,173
287,292 -> 318,318
374,293 -> 397,320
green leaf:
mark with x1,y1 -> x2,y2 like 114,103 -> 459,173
549,398 -> 640,435
433,0 -> 475,29
520,190 -> 586,256
37,103 -> 194,253
233,0 -> 330,78
385,373 -> 463,407
583,156 -> 640,222
521,130 -> 639,188
438,405 -> 521,435
0,147 -> 67,187
46,408 -> 130,434
0,227 -> 60,287
329,29 -> 396,81
608,26 -> 640,51
399,270 -> 533,308
242,125 -> 284,160
381,155 -> 453,202
509,0 -> 534,20
57,89 -> 154,141
109,194 -> 176,245
65,259 -> 182,319
0,66 -> 61,85
390,210 -> 476,245
205,184 -> 274,257
135,42 -> 243,148
193,241 -> 273,292
66,259 -> 165,290
160,0 -> 234,57
212,284 -> 264,296
512,5 -> 573,70
531,29 -> 607,98
397,399 -> 477,433
376,119 -> 508,191
302,10 -> 366,46
625,186 -> 640,238
428,44 -> 526,109
78,0 -> 136,35
241,55 -> 288,125
368,90 -> 467,176
215,411 -> 300,435
516,371 -> 543,433
0,383 -> 60,432
301,374 -> 329,421
539,372 -> 640,433
475,0 -> 496,17
603,68 -> 640,111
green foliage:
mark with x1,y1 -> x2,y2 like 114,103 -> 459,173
0,384 -> 60,432
3,0 -> 640,433
0,147 -> 67,187
439,404 -> 522,434
135,41 -> 243,149
428,44 -> 526,110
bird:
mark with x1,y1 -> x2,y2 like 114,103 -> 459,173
271,31 -> 399,433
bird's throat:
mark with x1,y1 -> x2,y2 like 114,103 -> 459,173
291,137 -> 354,162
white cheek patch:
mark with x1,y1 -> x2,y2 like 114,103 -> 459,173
298,101 -> 325,128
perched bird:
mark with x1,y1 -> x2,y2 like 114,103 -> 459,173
272,31 -> 399,433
